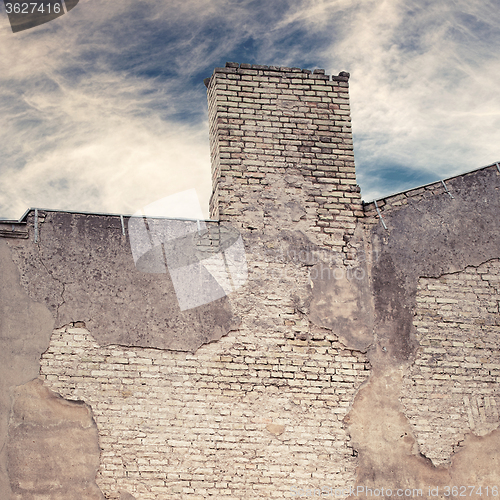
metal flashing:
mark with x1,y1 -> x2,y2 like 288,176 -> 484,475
441,180 -> 454,199
0,207 -> 220,224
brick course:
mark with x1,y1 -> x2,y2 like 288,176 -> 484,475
40,316 -> 369,499
401,259 -> 500,465
207,63 -> 362,257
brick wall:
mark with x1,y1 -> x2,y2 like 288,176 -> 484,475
40,284 -> 369,499
21,63 -> 500,499
34,63 -> 373,499
207,63 -> 362,257
401,259 -> 500,466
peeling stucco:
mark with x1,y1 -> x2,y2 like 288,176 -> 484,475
309,226 -> 375,352
2,167 -> 500,498
342,166 -> 500,495
346,367 -> 500,499
370,167 -> 500,366
7,379 -> 104,500
9,212 -> 240,352
0,239 -> 55,500
0,212 -> 241,499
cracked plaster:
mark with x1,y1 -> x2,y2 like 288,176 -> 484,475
341,166 -> 500,496
0,63 -> 499,498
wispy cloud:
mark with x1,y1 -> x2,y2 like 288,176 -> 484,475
326,0 -> 500,200
0,0 -> 223,218
0,0 -> 499,218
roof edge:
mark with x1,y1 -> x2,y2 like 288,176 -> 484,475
362,160 -> 500,206
0,208 -> 219,223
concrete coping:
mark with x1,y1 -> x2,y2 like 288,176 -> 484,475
0,208 -> 220,225
363,161 -> 500,212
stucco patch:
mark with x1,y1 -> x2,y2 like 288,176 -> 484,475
7,379 -> 104,500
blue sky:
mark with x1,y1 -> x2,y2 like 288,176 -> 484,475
0,0 -> 499,219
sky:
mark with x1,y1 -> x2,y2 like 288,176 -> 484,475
0,0 -> 499,220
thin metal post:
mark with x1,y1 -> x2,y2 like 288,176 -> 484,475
496,162 -> 500,174
34,209 -> 39,243
120,215 -> 126,236
441,180 -> 454,199
374,200 -> 388,230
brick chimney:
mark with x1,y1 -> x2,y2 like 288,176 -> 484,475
205,62 -> 362,252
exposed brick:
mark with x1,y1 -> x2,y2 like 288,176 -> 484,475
401,260 -> 500,466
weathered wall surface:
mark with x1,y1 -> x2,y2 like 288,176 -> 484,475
9,212 -> 238,352
0,211 -> 240,499
0,63 -> 499,499
7,379 -> 104,500
0,238 -> 55,499
2,208 -> 371,499
40,318 -> 368,498
402,260 -> 500,465
348,166 -> 500,498
206,63 -> 362,256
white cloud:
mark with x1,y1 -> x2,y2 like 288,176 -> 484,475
0,74 -> 213,217
1,0 -> 293,218
0,0 -> 499,215
0,0 -> 225,219
324,0 -> 500,199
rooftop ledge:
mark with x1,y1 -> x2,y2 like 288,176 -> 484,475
362,160 -> 500,209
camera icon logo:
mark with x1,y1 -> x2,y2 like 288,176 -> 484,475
128,189 -> 248,311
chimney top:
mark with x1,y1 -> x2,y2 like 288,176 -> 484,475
204,62 -> 350,88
